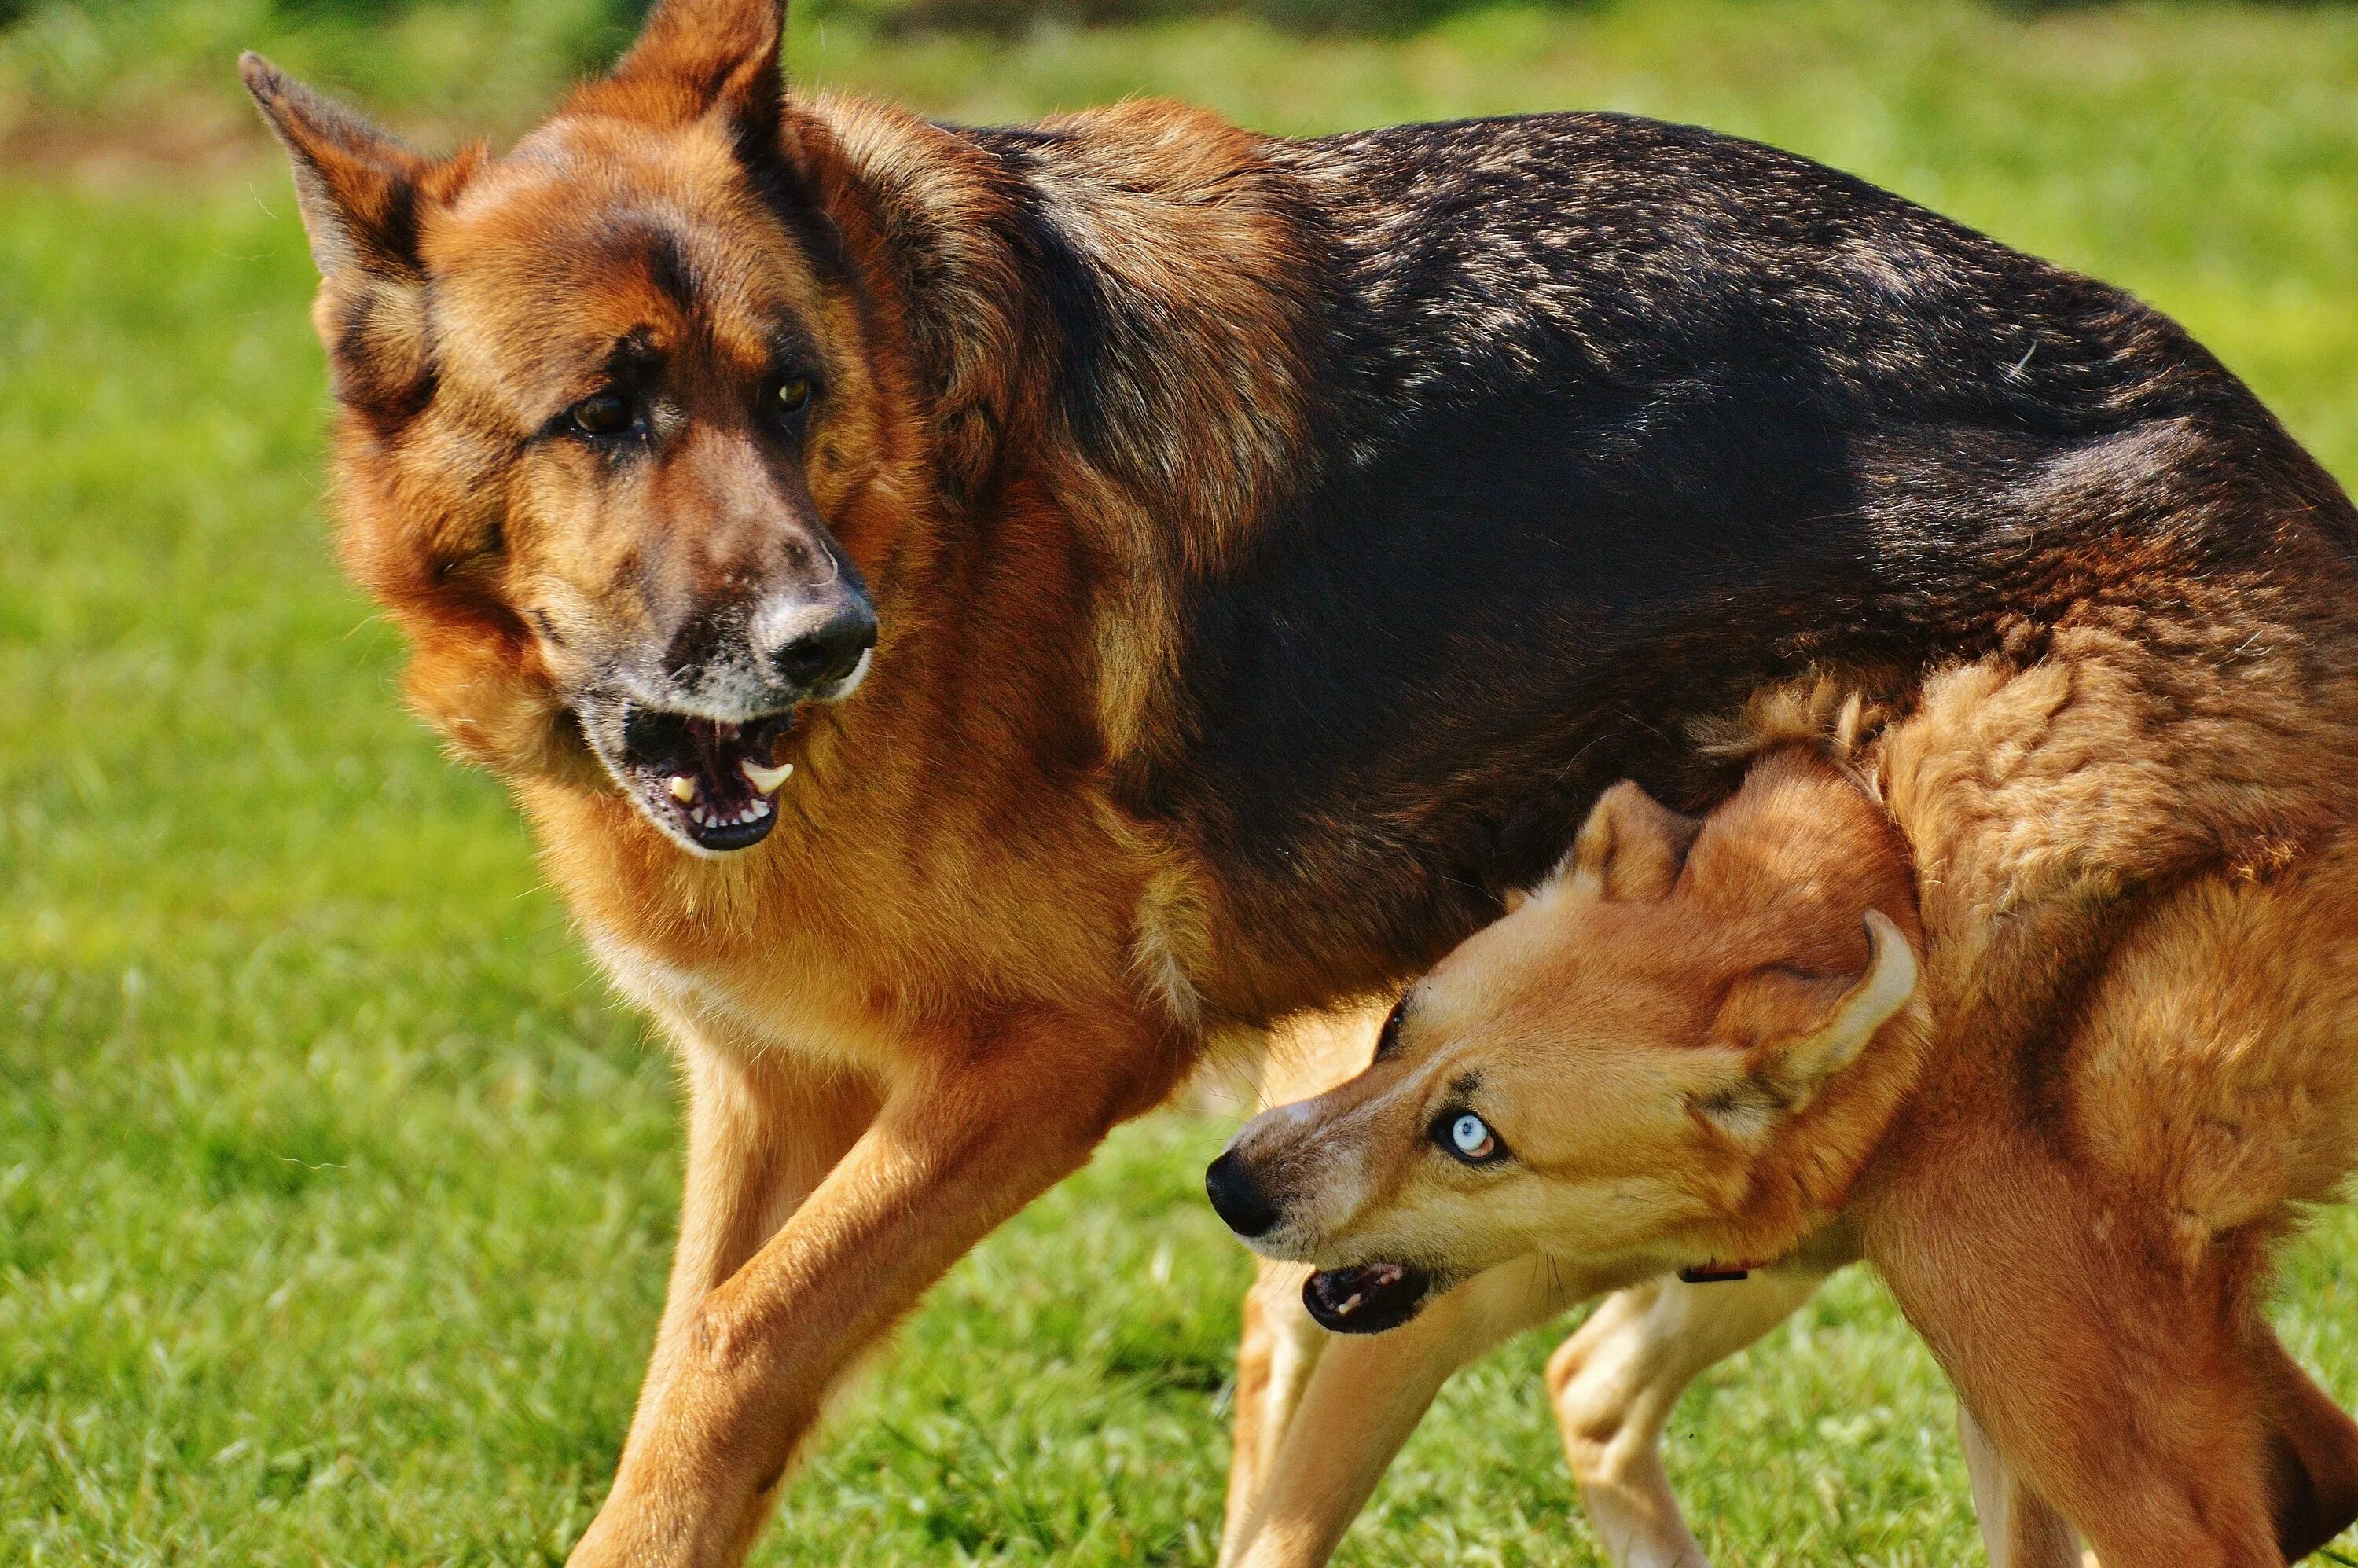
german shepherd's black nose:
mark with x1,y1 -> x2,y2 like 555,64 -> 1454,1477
761,590 -> 876,691
1205,1150 -> 1280,1238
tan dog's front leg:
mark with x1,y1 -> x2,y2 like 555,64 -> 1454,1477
1221,1258 -> 1325,1564
567,1011 -> 1180,1568
1547,1262 -> 1835,1568
1225,1254 -> 1589,1568
1221,1005 -> 1385,1557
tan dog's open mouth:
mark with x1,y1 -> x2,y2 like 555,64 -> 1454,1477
1304,1262 -> 1432,1334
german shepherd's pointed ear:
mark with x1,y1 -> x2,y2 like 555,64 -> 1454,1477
239,53 -> 435,278
593,0 -> 785,136
1566,781 -> 1703,902
241,54 -> 479,422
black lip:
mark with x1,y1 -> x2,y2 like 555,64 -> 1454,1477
615,706 -> 796,853
1302,1262 -> 1432,1335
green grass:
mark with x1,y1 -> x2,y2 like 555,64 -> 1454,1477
4,2 -> 2358,1562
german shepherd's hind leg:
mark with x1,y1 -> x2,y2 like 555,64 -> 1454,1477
1957,1404 -> 2090,1568
1546,1254 -> 1839,1568
1221,1258 -> 1325,1566
1862,1119 -> 2284,1568
1224,1254 -> 1583,1568
566,1008 -> 1186,1568
2250,1327 -> 2358,1561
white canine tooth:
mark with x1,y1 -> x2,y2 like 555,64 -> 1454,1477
741,758 -> 793,795
667,774 -> 697,804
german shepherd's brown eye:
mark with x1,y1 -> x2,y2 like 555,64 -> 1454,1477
1373,997 -> 1408,1060
768,374 -> 815,431
567,389 -> 637,439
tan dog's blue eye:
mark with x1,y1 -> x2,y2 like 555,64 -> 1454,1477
1444,1113 -> 1497,1162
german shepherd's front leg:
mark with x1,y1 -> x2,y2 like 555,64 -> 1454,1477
568,1007 -> 1185,1568
614,1023 -> 881,1545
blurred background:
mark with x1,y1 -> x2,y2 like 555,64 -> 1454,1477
5,2 -> 2357,1564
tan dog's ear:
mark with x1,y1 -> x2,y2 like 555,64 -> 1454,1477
1713,911 -> 1918,1115
1567,781 -> 1702,902
597,0 -> 784,133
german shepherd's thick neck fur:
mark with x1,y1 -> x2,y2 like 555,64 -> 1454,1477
244,0 -> 2358,1560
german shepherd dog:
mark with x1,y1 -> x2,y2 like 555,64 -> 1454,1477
241,0 -> 2358,1562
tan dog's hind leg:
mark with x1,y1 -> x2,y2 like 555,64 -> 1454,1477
567,1010 -> 1185,1568
1221,1259 -> 1325,1565
1547,1262 -> 1834,1568
1225,1254 -> 1584,1568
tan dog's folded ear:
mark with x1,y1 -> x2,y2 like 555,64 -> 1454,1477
1714,910 -> 1919,1112
1567,781 -> 1703,902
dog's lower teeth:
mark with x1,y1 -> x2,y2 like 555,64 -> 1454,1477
668,774 -> 697,804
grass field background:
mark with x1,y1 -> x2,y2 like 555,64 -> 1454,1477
6,2 -> 2358,1562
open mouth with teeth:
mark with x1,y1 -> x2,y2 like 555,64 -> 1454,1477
1302,1261 -> 1433,1335
615,706 -> 798,853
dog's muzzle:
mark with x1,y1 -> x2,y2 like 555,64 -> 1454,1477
578,612 -> 876,857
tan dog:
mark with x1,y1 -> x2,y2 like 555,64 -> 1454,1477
1214,737 -> 2358,1568
1210,750 -> 1926,1317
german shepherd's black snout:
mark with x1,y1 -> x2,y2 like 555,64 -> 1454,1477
757,587 -> 876,692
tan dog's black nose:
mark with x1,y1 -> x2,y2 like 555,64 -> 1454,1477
1206,1150 -> 1280,1237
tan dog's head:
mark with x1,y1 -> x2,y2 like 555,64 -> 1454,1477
1207,750 -> 1926,1332
241,0 -> 900,856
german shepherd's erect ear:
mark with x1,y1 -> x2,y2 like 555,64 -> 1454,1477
575,0 -> 786,138
238,53 -> 435,279
237,55 -> 479,422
